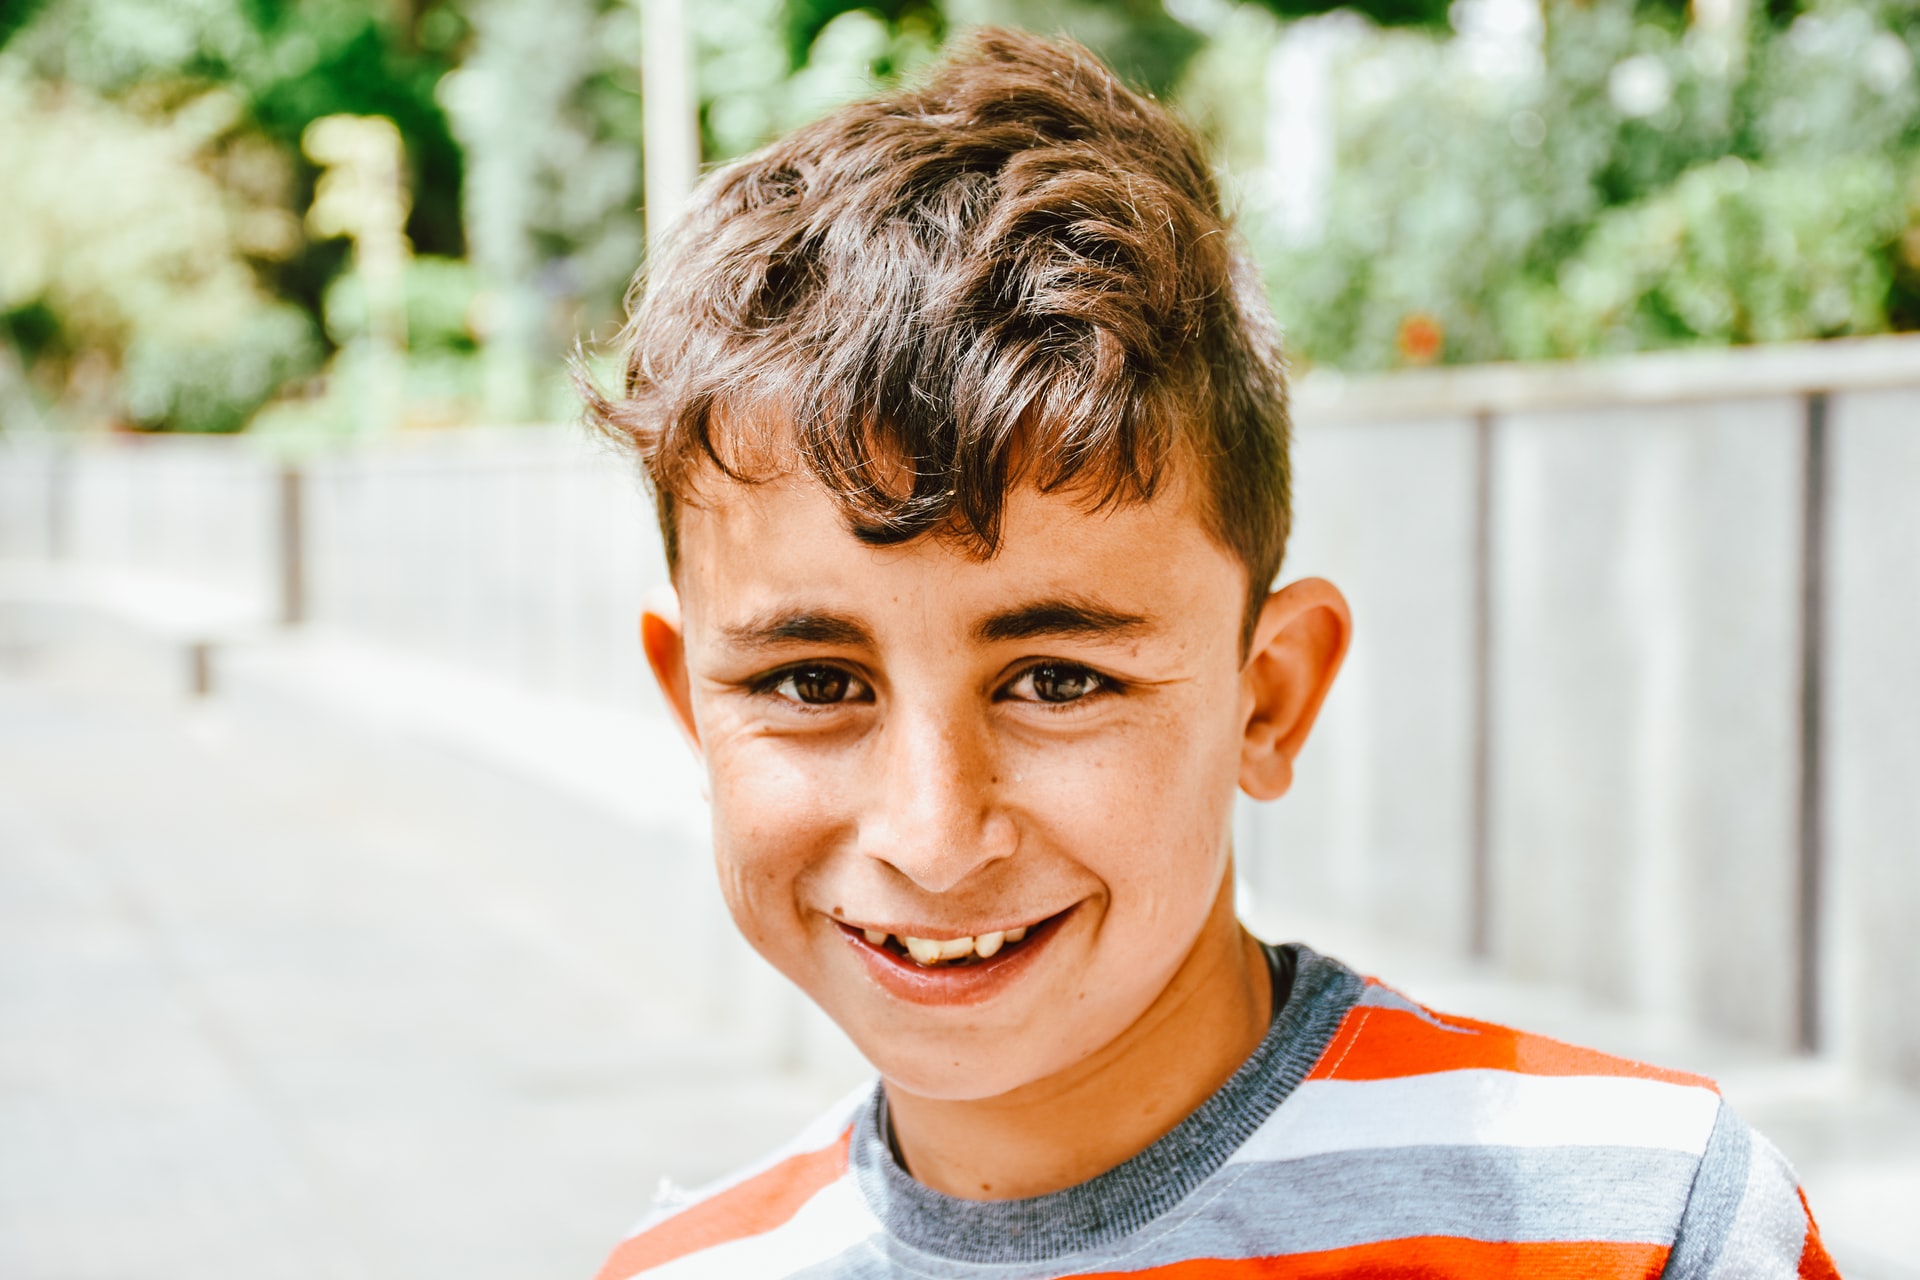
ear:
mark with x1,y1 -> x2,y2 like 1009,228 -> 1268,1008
1239,577 -> 1352,802
640,585 -> 702,755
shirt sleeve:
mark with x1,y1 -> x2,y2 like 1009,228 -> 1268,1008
1663,1099 -> 1841,1279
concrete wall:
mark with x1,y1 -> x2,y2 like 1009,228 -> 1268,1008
3,334 -> 1917,1083
0,429 -> 673,714
0,441 -> 57,559
1485,397 -> 1803,1050
302,428 -> 670,711
1828,388 -> 1920,1085
63,437 -> 279,602
1244,415 -> 1480,958
0,436 -> 278,597
1254,335 -> 1920,1077
1254,396 -> 1811,1054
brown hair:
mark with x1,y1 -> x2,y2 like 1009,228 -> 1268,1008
585,27 -> 1292,639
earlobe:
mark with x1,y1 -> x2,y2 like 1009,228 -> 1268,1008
1239,578 -> 1352,802
640,586 -> 702,755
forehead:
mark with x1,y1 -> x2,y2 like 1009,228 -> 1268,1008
671,466 -> 1246,638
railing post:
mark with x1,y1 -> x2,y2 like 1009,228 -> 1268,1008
47,443 -> 71,562
1469,409 -> 1495,960
1795,391 -> 1831,1054
279,464 -> 306,627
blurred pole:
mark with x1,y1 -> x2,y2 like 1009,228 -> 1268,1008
279,465 -> 307,627
1468,411 -> 1495,960
47,444 -> 70,562
640,0 -> 699,259
189,642 -> 215,698
1795,391 -> 1830,1054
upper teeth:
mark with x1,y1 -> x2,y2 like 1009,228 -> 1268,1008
863,925 -> 1030,966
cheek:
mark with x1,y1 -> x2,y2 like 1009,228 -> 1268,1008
705,737 -> 852,942
1014,701 -> 1239,901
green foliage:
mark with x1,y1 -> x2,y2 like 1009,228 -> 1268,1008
1511,154 -> 1907,353
1,0 -> 467,256
0,0 -> 466,430
241,3 -> 468,260
948,0 -> 1206,94
782,0 -> 946,73
1243,0 -> 1920,369
5,0 -> 1918,432
697,0 -> 944,161
1245,0 -> 1449,30
0,75 -> 322,430
123,300 -> 319,432
0,0 -> 49,49
320,256 -> 483,352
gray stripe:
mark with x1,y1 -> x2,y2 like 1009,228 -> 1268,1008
847,943 -> 1364,1265
1662,1100 -> 1754,1280
798,1145 -> 1699,1280
1160,1144 -> 1698,1260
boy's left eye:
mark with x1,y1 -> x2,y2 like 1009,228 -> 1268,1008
1004,662 -> 1108,705
764,665 -> 871,705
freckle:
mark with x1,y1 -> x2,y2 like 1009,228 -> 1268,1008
832,905 -> 845,918
980,1183 -> 992,1192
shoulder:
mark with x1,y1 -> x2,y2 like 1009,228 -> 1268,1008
593,1084 -> 881,1280
1663,1105 -> 1841,1279
1238,974 -> 1836,1277
1317,977 -> 1724,1093
1289,977 -> 1728,1163
1267,974 -> 1735,1174
1232,973 -> 1718,1272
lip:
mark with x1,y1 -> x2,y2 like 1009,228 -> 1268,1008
833,905 -> 1077,1007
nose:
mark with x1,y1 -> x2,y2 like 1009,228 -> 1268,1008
858,698 -> 1016,894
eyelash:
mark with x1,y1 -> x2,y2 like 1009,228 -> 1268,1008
748,664 -> 874,710
1000,661 -> 1121,708
746,660 -> 1122,710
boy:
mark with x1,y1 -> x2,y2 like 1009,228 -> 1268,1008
585,28 -> 1837,1279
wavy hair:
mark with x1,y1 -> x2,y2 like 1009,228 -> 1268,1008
584,27 -> 1292,638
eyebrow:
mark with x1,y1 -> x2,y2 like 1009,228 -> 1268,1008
972,597 -> 1154,644
715,596 -> 1153,652
717,609 -> 875,650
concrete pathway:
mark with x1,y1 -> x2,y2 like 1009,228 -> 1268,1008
3,616 -> 1916,1279
0,640 -> 864,1280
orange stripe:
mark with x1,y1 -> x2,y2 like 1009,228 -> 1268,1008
594,1127 -> 853,1279
1074,1237 -> 1670,1278
1309,1005 -> 1717,1089
1796,1188 -> 1842,1280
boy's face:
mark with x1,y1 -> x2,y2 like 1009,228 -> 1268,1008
647,461 -> 1318,1102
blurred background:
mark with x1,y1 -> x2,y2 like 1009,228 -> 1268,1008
2,0 -> 1919,1276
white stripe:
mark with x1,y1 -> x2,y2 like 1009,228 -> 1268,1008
642,1175 -> 879,1280
630,1081 -> 874,1235
1704,1132 -> 1807,1280
1230,1070 -> 1722,1163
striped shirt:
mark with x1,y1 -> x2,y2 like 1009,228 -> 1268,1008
596,945 -> 1839,1279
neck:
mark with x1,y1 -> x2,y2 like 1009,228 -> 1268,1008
881,875 -> 1272,1200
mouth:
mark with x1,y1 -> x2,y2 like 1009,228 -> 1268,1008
833,906 -> 1076,1002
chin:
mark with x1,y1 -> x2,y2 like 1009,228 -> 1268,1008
876,1053 -> 1054,1102
855,1023 -> 1092,1102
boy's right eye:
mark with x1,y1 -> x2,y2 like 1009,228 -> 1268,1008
762,665 -> 871,706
